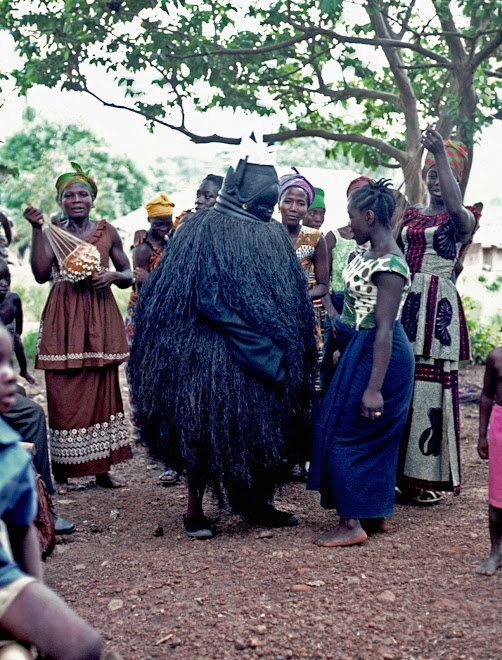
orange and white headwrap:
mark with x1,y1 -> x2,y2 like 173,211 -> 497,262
423,140 -> 469,182
145,192 -> 175,218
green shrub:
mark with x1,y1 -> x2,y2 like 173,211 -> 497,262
13,283 -> 50,323
462,296 -> 502,364
22,329 -> 39,368
478,275 -> 487,283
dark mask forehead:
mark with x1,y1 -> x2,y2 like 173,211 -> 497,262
215,159 -> 279,222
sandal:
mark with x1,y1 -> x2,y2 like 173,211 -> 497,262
158,468 -> 178,486
409,489 -> 445,506
183,514 -> 214,539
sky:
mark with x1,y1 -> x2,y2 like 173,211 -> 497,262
1,27 -> 501,223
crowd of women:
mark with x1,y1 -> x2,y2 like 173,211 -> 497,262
19,127 -> 478,548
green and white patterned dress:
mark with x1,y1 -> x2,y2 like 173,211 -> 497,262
340,252 -> 410,330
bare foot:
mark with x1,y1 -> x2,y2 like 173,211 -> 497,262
96,472 -> 125,489
361,517 -> 390,534
476,552 -> 502,576
20,370 -> 35,384
55,479 -> 68,495
315,519 -> 367,547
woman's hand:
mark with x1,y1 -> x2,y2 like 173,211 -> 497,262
420,126 -> 445,156
133,267 -> 149,285
24,205 -> 44,228
91,271 -> 117,292
362,387 -> 384,420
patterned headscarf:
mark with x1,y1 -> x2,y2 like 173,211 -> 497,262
423,140 -> 469,181
279,168 -> 316,207
346,176 -> 374,199
56,162 -> 98,199
309,187 -> 325,211
145,192 -> 175,218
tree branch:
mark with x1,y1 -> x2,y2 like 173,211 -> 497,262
275,82 -> 401,107
263,128 -> 407,163
397,63 -> 451,70
482,68 -> 502,79
472,29 -> 502,69
69,83 -> 409,163
288,21 -> 451,64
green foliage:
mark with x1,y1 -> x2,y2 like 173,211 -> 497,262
485,275 -> 502,293
0,113 -> 148,253
462,296 -> 502,364
21,329 -> 38,368
1,1 -> 501,199
14,282 -> 50,323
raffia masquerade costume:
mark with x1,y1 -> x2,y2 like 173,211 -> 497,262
129,158 -> 316,512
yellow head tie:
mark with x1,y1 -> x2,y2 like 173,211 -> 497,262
145,192 -> 175,218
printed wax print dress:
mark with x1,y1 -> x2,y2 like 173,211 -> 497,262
294,226 -> 324,390
36,219 -> 131,481
399,205 -> 479,494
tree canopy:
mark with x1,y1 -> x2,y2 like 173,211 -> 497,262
0,111 -> 147,252
1,0 -> 501,201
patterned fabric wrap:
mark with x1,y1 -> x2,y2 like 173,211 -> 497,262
400,206 -> 480,362
400,357 -> 461,493
293,225 -> 322,273
399,204 -> 480,493
423,140 -> 469,181
145,192 -> 175,217
279,168 -> 316,206
55,162 -> 98,199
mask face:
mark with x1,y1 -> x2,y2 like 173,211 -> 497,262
245,183 -> 279,222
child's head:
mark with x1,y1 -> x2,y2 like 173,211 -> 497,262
0,324 -> 16,414
0,259 -> 10,298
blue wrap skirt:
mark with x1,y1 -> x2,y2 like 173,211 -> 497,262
308,317 -> 414,518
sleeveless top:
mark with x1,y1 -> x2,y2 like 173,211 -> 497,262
36,219 -> 129,370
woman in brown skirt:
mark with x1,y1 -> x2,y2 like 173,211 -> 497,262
24,164 -> 133,493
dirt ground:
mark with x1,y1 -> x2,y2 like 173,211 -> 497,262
22,363 -> 501,660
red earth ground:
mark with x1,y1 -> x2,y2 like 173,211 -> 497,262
22,363 -> 500,660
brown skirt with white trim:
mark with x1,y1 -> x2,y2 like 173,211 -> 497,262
46,366 -> 132,480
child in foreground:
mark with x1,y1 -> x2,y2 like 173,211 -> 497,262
0,260 -> 34,384
0,324 -> 104,659
477,345 -> 502,576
